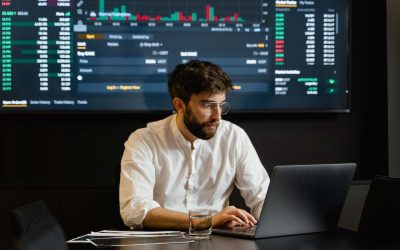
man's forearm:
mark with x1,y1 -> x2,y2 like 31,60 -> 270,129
142,207 -> 189,229
142,206 -> 256,230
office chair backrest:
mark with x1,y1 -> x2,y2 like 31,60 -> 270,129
358,176 -> 400,242
15,214 -> 68,250
11,200 -> 51,237
11,200 -> 68,250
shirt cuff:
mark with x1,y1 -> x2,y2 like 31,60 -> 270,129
123,198 -> 160,229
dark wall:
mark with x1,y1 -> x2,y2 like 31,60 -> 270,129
387,0 -> 400,176
0,0 -> 388,248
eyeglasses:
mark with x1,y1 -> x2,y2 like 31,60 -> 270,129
199,101 -> 231,115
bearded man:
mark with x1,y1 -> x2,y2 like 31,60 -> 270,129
120,60 -> 270,230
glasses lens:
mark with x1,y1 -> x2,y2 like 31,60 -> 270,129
221,102 -> 230,115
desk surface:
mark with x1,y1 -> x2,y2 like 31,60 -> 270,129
68,229 -> 399,250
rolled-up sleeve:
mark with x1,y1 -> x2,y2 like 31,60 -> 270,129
234,131 -> 270,219
119,132 -> 160,229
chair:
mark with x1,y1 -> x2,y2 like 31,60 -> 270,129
11,200 -> 51,237
358,176 -> 400,242
11,201 -> 68,250
15,214 -> 68,250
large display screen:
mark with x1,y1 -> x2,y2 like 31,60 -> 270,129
0,0 -> 350,112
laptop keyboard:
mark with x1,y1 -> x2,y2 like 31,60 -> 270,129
232,225 -> 257,234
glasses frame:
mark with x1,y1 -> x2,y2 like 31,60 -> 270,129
199,101 -> 231,115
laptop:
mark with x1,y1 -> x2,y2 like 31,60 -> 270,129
212,163 -> 356,239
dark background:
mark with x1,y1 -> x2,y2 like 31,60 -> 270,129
0,0 -> 389,248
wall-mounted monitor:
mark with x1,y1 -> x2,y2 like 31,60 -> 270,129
0,0 -> 350,113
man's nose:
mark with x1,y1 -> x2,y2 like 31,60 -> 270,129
210,105 -> 222,120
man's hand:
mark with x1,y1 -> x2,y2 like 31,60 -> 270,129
212,206 -> 257,228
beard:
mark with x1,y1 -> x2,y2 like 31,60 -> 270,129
183,106 -> 220,140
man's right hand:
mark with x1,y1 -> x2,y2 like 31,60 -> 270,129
212,206 -> 257,228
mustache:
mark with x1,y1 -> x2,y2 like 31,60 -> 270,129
205,120 -> 220,127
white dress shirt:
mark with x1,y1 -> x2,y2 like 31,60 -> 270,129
120,114 -> 270,228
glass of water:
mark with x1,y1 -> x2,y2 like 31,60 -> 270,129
188,209 -> 212,240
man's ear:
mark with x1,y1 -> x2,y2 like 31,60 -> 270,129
172,97 -> 185,113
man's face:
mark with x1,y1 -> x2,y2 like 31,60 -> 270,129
183,91 -> 226,140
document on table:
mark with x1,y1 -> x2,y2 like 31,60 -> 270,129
67,230 -> 194,246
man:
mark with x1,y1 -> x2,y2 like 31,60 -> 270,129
120,60 -> 269,229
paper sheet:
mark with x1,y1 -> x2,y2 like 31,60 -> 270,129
67,230 -> 194,246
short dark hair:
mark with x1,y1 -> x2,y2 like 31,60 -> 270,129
168,60 -> 233,104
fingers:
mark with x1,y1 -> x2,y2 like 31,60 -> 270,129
236,209 -> 254,225
225,220 -> 242,228
240,209 -> 257,225
229,208 -> 257,226
218,207 -> 257,227
228,214 -> 246,226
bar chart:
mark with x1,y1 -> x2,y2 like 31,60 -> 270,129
80,0 -> 262,23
